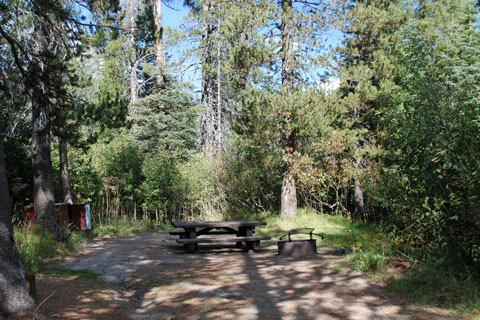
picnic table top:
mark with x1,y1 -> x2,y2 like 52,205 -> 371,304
171,220 -> 267,229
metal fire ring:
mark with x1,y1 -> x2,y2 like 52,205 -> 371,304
277,228 -> 324,256
278,228 -> 324,242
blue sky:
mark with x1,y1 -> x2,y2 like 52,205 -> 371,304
161,1 -> 344,91
163,0 -> 189,29
162,1 -> 202,88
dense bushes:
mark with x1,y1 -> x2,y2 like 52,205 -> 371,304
178,154 -> 227,219
3,0 -> 477,277
15,225 -> 86,274
366,0 -> 480,267
66,137 -> 227,221
140,152 -> 184,219
92,218 -> 154,236
66,131 -> 144,219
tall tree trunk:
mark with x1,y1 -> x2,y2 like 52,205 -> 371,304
216,20 -> 222,157
153,0 -> 165,85
201,0 -> 216,159
280,0 -> 297,217
281,0 -> 294,89
32,92 -> 58,237
58,137 -> 73,205
281,163 -> 297,217
128,0 -> 138,103
0,132 -> 36,316
352,117 -> 367,221
354,178 -> 365,221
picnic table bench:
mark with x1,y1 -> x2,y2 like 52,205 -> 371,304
170,220 -> 271,253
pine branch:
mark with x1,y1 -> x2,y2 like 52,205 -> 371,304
0,25 -> 27,77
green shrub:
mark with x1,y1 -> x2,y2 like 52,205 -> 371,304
15,225 -> 89,274
387,258 -> 480,314
64,231 -> 86,252
244,208 -> 387,252
222,141 -> 282,214
346,250 -> 388,273
140,151 -> 185,220
92,218 -> 155,237
86,131 -> 144,219
178,154 -> 227,219
15,225 -> 57,274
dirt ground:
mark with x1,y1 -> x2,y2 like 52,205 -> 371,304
34,233 -> 456,320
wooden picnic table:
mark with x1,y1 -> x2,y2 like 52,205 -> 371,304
170,220 -> 271,253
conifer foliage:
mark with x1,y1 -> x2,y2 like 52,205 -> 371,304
1,2 -> 480,315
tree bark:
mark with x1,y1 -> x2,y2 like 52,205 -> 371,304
280,0 -> 297,217
353,138 -> 367,221
200,0 -> 217,159
153,0 -> 165,85
216,20 -> 222,157
58,137 -> 73,205
281,0 -> 294,89
354,178 -> 365,221
281,163 -> 297,217
128,0 -> 138,103
0,132 -> 36,316
32,91 -> 58,237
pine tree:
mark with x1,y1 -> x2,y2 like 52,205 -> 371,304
275,0 -> 332,217
127,0 -> 139,102
182,0 -> 240,158
336,0 -> 406,220
200,0 -> 334,216
0,0 -> 83,313
153,0 -> 166,85
384,0 -> 480,266
200,0 -> 217,158
0,0 -> 91,236
279,0 -> 298,217
0,127 -> 35,317
128,83 -> 199,157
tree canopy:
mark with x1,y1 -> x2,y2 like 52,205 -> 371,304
1,0 -> 479,315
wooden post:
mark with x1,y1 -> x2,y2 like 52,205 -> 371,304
185,228 -> 197,253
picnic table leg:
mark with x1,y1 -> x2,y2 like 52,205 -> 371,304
184,228 -> 197,253
236,227 -> 245,248
185,244 -> 198,253
239,227 -> 254,252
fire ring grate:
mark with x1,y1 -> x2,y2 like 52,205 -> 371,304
277,228 -> 324,256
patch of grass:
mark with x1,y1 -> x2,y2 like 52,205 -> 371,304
15,225 -> 88,274
92,218 -> 160,237
232,208 -> 480,317
146,276 -> 173,287
44,264 -> 99,280
386,258 -> 480,317
88,300 -> 110,307
185,273 -> 198,279
64,231 -> 87,252
344,249 -> 389,273
15,225 -> 57,274
234,208 -> 387,252
200,303 -> 214,311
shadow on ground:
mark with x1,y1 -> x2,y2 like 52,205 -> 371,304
36,233 -> 453,320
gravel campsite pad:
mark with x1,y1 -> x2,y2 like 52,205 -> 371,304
35,233 -> 454,319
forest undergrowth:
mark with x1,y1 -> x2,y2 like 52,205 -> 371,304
235,208 -> 480,318
13,208 -> 480,318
